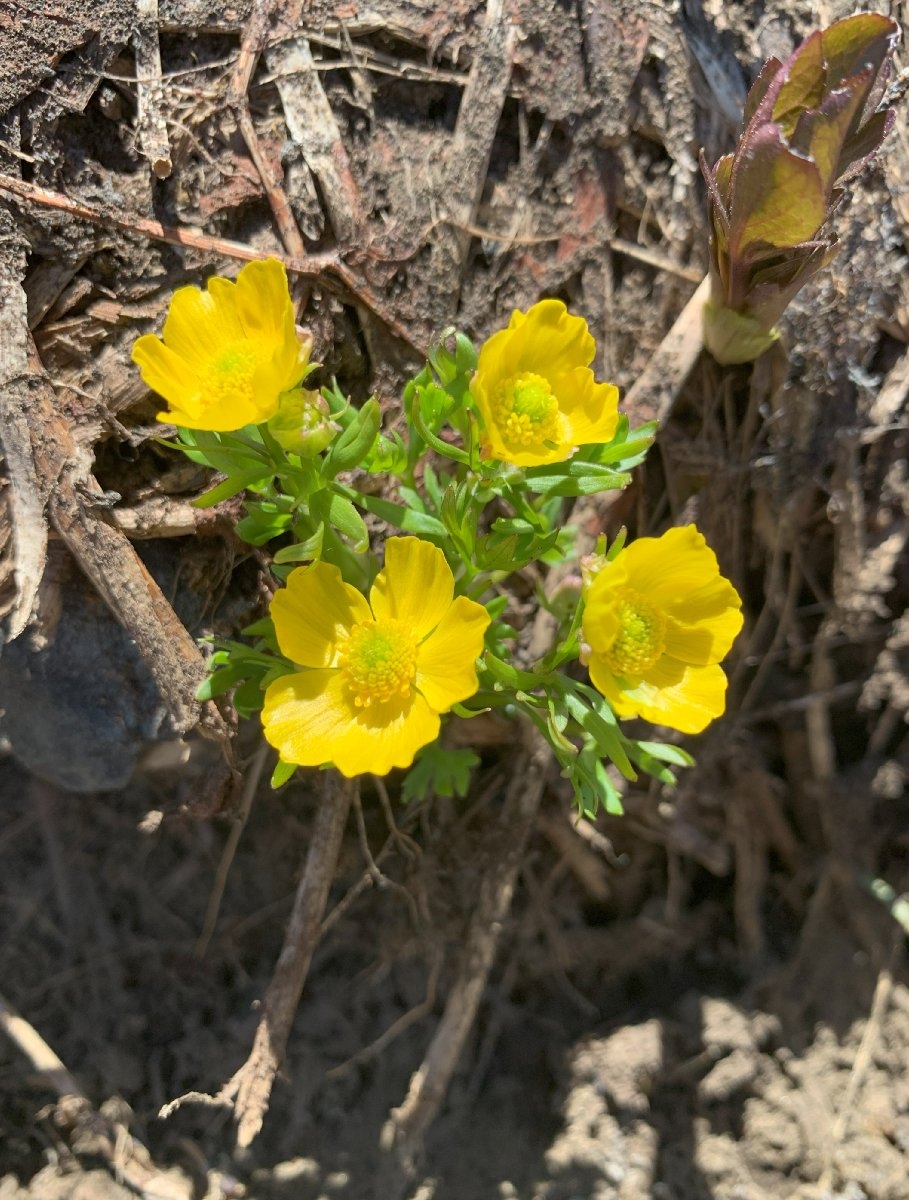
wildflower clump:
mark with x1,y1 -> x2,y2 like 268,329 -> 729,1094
261,538 -> 490,777
581,526 -> 743,734
701,12 -> 899,364
468,299 -> 619,466
134,251 -> 744,812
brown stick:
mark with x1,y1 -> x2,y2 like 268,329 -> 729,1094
379,723 -> 551,1181
0,992 -> 195,1200
222,771 -> 356,1148
0,173 -> 425,353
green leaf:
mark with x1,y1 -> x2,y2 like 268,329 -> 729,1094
324,397 -> 381,474
354,492 -> 446,537
402,744 -> 480,802
271,759 -> 297,788
273,525 -> 325,563
326,492 -> 369,550
730,125 -> 826,252
191,468 -> 273,508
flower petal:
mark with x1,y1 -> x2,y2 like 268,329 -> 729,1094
369,538 -> 454,640
504,300 -> 596,380
555,369 -> 621,447
415,595 -> 490,711
664,608 -> 744,667
271,561 -> 372,668
161,281 -> 243,359
132,335 -> 202,408
621,526 -> 742,625
262,668 -> 348,767
262,670 -> 440,776
234,259 -> 295,350
581,558 -> 631,655
629,658 -> 729,734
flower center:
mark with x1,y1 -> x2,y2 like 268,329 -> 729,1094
604,589 -> 667,676
338,619 -> 418,707
201,341 -> 263,410
490,372 -> 562,449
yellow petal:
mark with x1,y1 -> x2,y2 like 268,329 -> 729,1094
332,689 -> 440,776
664,609 -> 744,667
271,561 -> 372,668
234,259 -> 295,349
554,369 -> 620,447
622,526 -> 742,623
587,654 -> 639,719
581,558 -> 630,655
262,670 -> 440,776
261,669 -> 352,768
627,658 -> 729,734
415,595 -> 490,711
132,334 -> 201,408
161,282 -> 243,359
504,300 -> 596,380
369,538 -> 454,640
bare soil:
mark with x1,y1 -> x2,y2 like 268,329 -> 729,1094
2,2 -> 909,1199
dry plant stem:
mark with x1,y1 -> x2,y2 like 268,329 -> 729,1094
380,722 -> 551,1177
0,174 -> 424,352
0,993 -> 194,1200
433,0 -> 517,294
267,36 -> 365,243
223,771 -> 356,1148
195,744 -> 270,958
0,257 -> 47,638
15,325 -> 227,742
620,273 -> 709,424
133,0 -> 172,178
229,0 -> 308,262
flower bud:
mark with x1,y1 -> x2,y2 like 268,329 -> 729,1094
268,388 -> 339,456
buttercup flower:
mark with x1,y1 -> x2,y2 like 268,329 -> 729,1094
469,299 -> 620,466
262,538 -> 491,776
582,526 -> 743,734
132,258 -> 311,431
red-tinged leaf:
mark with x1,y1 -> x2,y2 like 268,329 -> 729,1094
771,31 -> 825,138
729,125 -> 826,252
791,79 -> 867,194
837,106 -> 894,184
821,12 -> 898,90
743,57 -> 784,129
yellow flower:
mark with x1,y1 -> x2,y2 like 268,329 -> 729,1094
132,258 -> 310,432
582,526 -> 743,734
469,299 -> 620,466
261,538 -> 491,777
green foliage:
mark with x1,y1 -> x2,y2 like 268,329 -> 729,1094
402,744 -> 480,802
169,321 -> 692,817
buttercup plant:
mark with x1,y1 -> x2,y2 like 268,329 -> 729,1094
134,261 -> 743,814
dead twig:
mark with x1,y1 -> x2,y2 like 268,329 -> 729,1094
195,744 -> 270,958
621,274 -> 710,425
133,0 -> 172,178
267,36 -> 365,243
0,993 -> 195,1200
0,173 -> 425,353
220,771 -> 356,1148
379,722 -> 551,1185
228,0 -> 308,263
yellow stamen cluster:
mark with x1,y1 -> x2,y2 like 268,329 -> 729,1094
490,372 -> 561,450
201,342 -> 263,412
339,619 -> 418,707
604,590 -> 667,676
